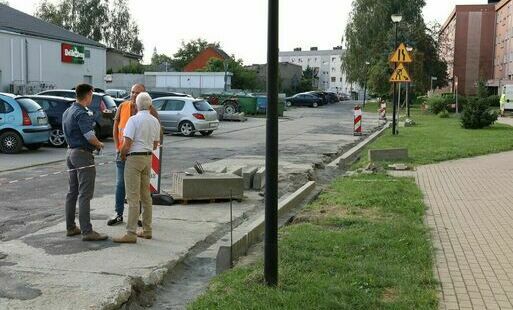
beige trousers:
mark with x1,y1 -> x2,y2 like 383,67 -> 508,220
124,155 -> 152,235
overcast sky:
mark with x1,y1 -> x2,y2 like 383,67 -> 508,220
7,0 -> 487,64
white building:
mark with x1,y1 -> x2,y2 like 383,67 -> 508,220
279,46 -> 356,94
0,4 -> 106,94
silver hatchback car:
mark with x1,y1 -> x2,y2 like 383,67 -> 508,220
153,97 -> 219,136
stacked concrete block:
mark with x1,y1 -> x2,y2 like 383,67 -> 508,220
252,167 -> 265,190
170,172 -> 244,201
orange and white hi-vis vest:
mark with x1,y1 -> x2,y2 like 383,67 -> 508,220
116,101 -> 137,151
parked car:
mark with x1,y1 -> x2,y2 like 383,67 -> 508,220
25,95 -> 75,147
37,89 -> 117,138
147,91 -> 193,100
324,92 -> 339,103
285,93 -> 323,108
152,97 -> 219,136
0,93 -> 51,153
338,93 -> 350,101
105,89 -> 129,99
306,91 -> 329,105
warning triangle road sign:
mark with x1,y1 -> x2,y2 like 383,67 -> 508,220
389,63 -> 411,83
389,43 -> 413,63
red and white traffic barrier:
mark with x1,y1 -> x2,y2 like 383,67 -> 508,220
379,101 -> 387,120
354,105 -> 362,136
150,144 -> 161,194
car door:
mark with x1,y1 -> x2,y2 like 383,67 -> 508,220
168,99 -> 186,129
156,100 -> 174,131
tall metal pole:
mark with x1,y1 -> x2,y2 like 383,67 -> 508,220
406,82 -> 410,118
363,80 -> 367,108
392,23 -> 398,135
265,0 -> 279,287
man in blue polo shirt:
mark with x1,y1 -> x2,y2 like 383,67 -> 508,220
62,84 -> 108,241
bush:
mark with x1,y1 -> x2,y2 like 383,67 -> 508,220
427,96 -> 448,114
461,98 -> 498,129
486,95 -> 500,107
438,110 -> 450,118
413,95 -> 427,106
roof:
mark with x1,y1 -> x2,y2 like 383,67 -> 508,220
107,47 -> 142,60
0,4 -> 104,48
279,49 -> 345,57
211,47 -> 230,59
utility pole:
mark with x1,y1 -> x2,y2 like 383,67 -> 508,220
265,0 -> 279,287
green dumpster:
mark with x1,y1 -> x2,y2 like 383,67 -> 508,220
236,95 -> 258,115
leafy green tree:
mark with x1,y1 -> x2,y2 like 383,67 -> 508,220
342,0 -> 448,97
35,0 -> 143,55
150,47 -> 174,71
0,1 -> 9,6
201,57 -> 257,91
172,38 -> 220,71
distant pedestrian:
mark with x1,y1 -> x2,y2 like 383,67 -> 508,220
113,92 -> 161,243
107,84 -> 160,226
500,90 -> 506,117
62,84 -> 107,241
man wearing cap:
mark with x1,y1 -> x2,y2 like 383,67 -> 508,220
113,92 -> 161,243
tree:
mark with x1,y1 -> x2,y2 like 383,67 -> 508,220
0,1 -> 9,6
342,0 -> 448,97
150,47 -> 174,71
172,38 -> 220,71
201,57 -> 258,91
35,0 -> 143,55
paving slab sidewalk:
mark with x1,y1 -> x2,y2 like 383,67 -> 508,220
416,151 -> 513,310
0,192 -> 261,310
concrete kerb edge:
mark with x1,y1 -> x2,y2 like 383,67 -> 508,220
0,158 -> 65,174
326,121 -> 391,169
216,181 -> 316,274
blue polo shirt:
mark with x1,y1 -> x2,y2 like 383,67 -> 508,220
62,102 -> 96,151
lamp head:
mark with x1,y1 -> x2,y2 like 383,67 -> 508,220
391,14 -> 403,23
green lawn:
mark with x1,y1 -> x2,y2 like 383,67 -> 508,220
190,174 -> 438,310
354,108 -> 513,168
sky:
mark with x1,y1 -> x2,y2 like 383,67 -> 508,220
7,0 -> 488,64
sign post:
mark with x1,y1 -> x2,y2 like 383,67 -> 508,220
389,43 -> 413,134
150,133 -> 174,205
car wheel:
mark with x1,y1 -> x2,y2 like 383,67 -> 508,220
0,131 -> 23,154
312,102 -> 319,108
200,130 -> 214,136
26,143 -> 43,151
286,101 -> 292,107
49,128 -> 66,147
179,121 -> 195,137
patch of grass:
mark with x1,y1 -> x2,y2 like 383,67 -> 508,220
190,174 -> 438,310
353,108 -> 513,169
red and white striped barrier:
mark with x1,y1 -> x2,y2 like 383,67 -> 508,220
354,105 -> 362,136
150,144 -> 162,194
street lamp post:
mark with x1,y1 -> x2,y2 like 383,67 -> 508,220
391,13 -> 402,135
454,76 -> 459,114
430,76 -> 437,95
224,60 -> 229,92
363,61 -> 370,108
265,0 -> 279,287
405,46 -> 413,118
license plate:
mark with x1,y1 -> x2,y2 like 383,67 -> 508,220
210,123 -> 218,128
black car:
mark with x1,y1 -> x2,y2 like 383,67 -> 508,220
306,91 -> 331,105
147,91 -> 192,100
37,90 -> 117,138
285,93 -> 323,108
26,95 -> 74,147
324,92 -> 339,104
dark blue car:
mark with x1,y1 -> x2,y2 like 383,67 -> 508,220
26,95 -> 75,147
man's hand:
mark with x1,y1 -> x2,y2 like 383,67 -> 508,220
120,152 -> 127,161
97,142 -> 104,150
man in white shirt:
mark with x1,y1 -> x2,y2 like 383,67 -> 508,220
113,92 -> 161,243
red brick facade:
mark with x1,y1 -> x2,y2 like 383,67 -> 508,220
183,47 -> 229,72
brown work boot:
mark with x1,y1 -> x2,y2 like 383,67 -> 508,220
82,231 -> 108,241
113,233 -> 137,243
66,226 -> 81,237
136,229 -> 152,239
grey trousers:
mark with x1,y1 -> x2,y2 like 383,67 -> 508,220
65,148 -> 95,235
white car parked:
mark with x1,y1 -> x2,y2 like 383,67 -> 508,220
152,97 -> 219,136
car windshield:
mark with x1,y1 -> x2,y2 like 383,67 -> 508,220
193,100 -> 214,111
103,95 -> 117,109
16,98 -> 42,112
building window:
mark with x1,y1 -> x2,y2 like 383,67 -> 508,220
85,49 -> 91,58
331,77 -> 336,82
332,57 -> 336,61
